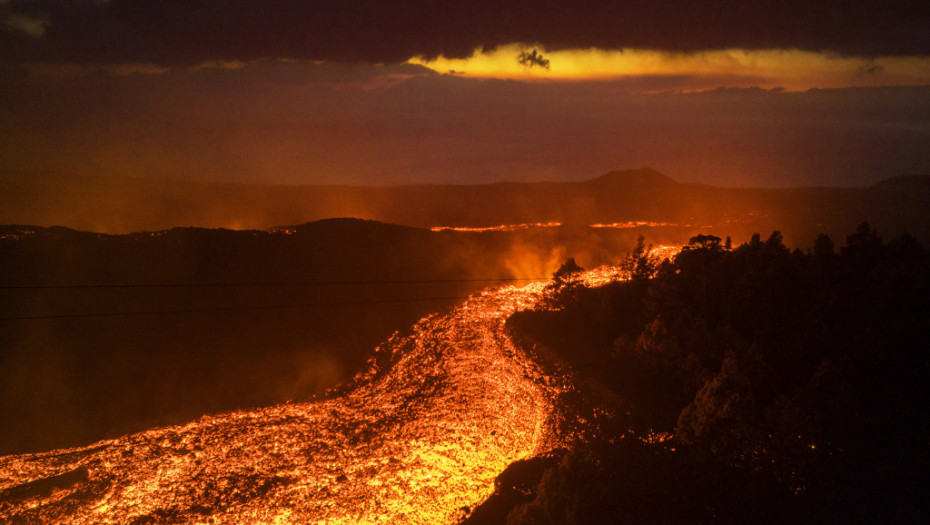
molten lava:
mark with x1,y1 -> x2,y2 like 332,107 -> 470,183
589,221 -> 679,228
0,266 -> 654,523
429,222 -> 562,232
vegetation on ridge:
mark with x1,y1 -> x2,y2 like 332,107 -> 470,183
473,224 -> 930,524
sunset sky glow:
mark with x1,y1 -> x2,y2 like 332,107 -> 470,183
411,45 -> 930,91
1,0 -> 928,188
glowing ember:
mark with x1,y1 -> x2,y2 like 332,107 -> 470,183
589,221 -> 679,228
429,222 -> 562,232
648,244 -> 683,263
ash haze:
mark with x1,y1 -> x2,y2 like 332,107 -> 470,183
1,0 -> 929,192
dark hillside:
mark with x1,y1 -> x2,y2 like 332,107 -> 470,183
482,226 -> 930,524
0,219 -> 655,454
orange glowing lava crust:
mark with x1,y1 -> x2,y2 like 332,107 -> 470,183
429,222 -> 562,233
0,264 -> 677,523
590,221 -> 679,229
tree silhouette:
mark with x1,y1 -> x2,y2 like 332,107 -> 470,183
685,234 -> 722,251
552,257 -> 583,282
517,48 -> 550,70
489,226 -> 930,524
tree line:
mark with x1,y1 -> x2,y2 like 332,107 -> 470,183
468,223 -> 929,524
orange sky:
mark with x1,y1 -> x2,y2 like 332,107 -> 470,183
411,45 -> 930,92
2,0 -> 930,190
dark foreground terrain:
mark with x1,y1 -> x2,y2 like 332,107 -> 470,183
470,225 -> 930,524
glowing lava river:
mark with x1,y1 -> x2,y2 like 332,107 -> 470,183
0,268 -> 627,524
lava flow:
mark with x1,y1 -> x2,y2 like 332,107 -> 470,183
429,222 -> 562,232
0,268 -> 636,524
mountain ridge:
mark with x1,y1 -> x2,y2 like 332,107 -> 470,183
1,168 -> 929,246
2,167 -> 920,191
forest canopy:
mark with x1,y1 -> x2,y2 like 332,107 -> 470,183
471,224 -> 930,524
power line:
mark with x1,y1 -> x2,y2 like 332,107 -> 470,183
0,295 -> 474,322
0,277 -> 550,291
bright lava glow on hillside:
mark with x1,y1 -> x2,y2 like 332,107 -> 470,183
0,261 -> 687,523
0,266 -> 658,524
430,222 -> 562,232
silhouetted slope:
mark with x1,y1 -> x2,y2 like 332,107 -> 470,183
0,219 -> 656,455
480,227 -> 930,524
870,174 -> 930,190
3,169 -> 929,247
0,220 -> 459,454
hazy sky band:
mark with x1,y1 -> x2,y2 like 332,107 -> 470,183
3,59 -> 928,188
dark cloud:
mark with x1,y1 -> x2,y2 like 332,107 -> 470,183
1,0 -> 929,66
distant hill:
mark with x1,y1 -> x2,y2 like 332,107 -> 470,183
870,174 -> 930,190
0,168 -> 686,233
2,168 -> 928,247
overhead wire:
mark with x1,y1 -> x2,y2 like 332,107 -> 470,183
0,277 -> 550,290
0,275 -> 555,322
0,296 -> 476,322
